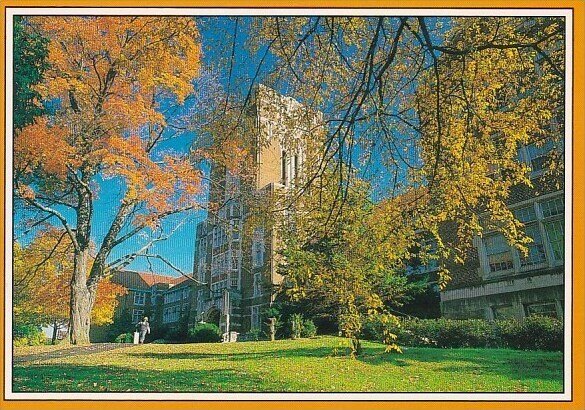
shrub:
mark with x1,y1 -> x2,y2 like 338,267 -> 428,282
165,327 -> 185,342
187,323 -> 222,343
360,317 -> 384,342
301,319 -> 318,338
114,333 -> 133,343
104,308 -> 134,342
13,323 -> 46,346
358,316 -> 563,351
150,324 -> 169,342
241,328 -> 263,342
290,313 -> 304,339
435,319 -> 498,348
496,316 -> 563,351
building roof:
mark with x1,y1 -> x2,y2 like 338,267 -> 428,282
111,269 -> 196,292
171,276 -> 192,286
111,270 -> 182,290
137,271 -> 179,287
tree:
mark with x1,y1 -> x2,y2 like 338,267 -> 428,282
13,228 -> 127,344
204,17 -> 564,343
213,16 -> 563,259
277,169 -> 419,355
13,17 -> 203,344
13,16 -> 48,130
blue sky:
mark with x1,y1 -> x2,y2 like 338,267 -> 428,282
98,17 -> 287,275
14,16 -> 449,276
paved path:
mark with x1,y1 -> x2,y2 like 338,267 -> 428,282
13,343 -> 133,364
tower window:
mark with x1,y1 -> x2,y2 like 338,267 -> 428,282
281,151 -> 287,184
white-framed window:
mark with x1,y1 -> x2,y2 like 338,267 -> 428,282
513,205 -> 537,223
133,291 -> 146,306
183,288 -> 190,300
520,224 -> 547,266
484,234 -> 514,273
230,219 -> 240,241
197,289 -> 204,315
541,196 -> 564,218
212,226 -> 218,247
281,150 -> 288,186
212,225 -> 227,248
198,257 -> 206,282
517,139 -> 562,176
211,251 -> 229,277
480,195 -> 564,275
252,227 -> 265,268
544,219 -> 564,261
132,309 -> 144,324
253,272 -> 263,297
250,305 -> 261,330
229,201 -> 240,218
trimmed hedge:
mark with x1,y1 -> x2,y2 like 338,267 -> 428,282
187,323 -> 222,343
360,316 -> 563,351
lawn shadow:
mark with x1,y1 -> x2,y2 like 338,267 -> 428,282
12,362 -> 270,393
358,345 -> 563,382
126,346 -> 334,362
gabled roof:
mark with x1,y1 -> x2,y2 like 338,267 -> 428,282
137,271 -> 178,287
171,276 -> 192,286
110,270 -> 181,290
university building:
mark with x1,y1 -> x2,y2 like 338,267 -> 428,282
192,84 -> 323,336
99,86 -> 564,342
92,85 -> 322,341
440,143 -> 565,320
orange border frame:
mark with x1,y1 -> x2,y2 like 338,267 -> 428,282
0,2 -> 583,409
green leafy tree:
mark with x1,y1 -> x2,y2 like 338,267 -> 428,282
13,16 -> 48,130
277,169 -> 418,355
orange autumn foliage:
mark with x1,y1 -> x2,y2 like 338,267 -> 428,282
12,17 -> 204,343
13,228 -> 128,327
14,17 -> 203,218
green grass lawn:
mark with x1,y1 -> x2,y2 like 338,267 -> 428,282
12,336 -> 563,392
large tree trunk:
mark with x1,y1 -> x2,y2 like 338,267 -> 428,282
69,248 -> 95,344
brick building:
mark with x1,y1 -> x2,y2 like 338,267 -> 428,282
192,84 -> 323,336
106,270 -> 194,327
440,146 -> 565,320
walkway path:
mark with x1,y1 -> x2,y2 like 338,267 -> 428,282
13,343 -> 133,364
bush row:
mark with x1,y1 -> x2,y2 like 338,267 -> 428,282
115,322 -> 222,344
361,316 -> 563,351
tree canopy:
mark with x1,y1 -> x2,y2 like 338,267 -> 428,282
13,16 -> 203,343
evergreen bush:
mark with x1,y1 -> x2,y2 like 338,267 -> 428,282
187,323 -> 222,343
359,316 -> 563,351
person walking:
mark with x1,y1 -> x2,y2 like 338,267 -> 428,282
135,316 -> 151,344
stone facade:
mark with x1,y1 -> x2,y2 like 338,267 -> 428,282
440,168 -> 566,320
192,85 -> 323,335
111,270 -> 194,326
